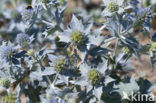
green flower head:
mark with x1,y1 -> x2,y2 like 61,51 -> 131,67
108,2 -> 119,12
16,33 -> 30,48
54,58 -> 67,73
1,78 -> 10,88
88,69 -> 100,85
70,31 -> 85,45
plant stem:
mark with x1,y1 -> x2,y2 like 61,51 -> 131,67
113,39 -> 119,58
104,37 -> 116,44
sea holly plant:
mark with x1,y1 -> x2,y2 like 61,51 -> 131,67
16,33 -> 34,48
102,0 -> 124,17
58,15 -> 94,62
0,0 -> 156,103
59,15 -> 92,47
70,62 -> 111,102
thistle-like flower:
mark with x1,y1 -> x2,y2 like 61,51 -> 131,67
0,42 -> 16,63
72,63 -> 107,101
48,54 -> 68,73
136,7 -> 153,30
59,15 -> 92,46
107,2 -> 119,12
2,47 -> 15,62
54,57 -> 67,73
102,0 -> 124,16
74,63 -> 105,86
70,31 -> 85,45
16,33 -> 31,48
22,5 -> 34,25
88,69 -> 100,85
137,8 -> 153,22
0,78 -> 10,88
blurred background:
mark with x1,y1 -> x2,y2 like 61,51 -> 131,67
0,0 -> 156,102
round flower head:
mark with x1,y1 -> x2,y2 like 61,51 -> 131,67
22,5 -> 34,25
16,33 -> 30,48
137,8 -> 153,23
102,0 -> 124,16
59,15 -> 92,46
88,69 -> 100,85
70,31 -> 85,45
54,57 -> 68,73
135,8 -> 153,30
0,78 -> 10,88
1,45 -> 16,62
108,2 -> 119,12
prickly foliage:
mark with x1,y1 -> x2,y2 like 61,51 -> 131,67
0,0 -> 155,103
